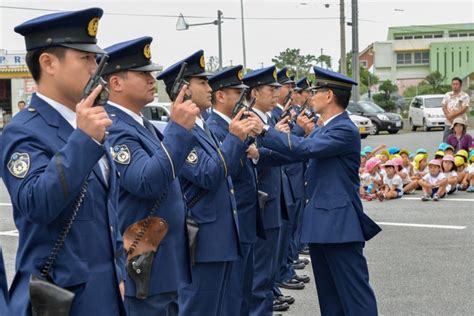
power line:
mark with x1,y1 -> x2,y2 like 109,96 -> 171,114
0,5 -> 380,23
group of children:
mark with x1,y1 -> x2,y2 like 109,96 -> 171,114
359,143 -> 474,202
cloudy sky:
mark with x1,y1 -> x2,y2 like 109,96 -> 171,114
1,0 -> 473,70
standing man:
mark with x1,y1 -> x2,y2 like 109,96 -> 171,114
206,65 -> 264,316
157,50 -> 258,316
17,100 -> 27,112
442,77 -> 471,142
2,8 -> 126,315
102,37 -> 200,315
257,66 -> 381,316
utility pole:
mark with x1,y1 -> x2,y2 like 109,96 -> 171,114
240,0 -> 247,72
320,48 -> 324,68
217,10 -> 223,71
351,0 -> 359,101
340,0 -> 347,75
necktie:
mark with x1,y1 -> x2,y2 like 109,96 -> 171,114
142,117 -> 160,140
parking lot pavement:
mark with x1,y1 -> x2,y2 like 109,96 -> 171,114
1,130 -> 473,315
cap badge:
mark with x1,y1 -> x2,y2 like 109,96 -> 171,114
87,17 -> 99,37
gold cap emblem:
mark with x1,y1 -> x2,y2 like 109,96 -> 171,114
237,69 -> 244,81
87,17 -> 99,37
143,44 -> 152,59
272,69 -> 277,80
199,55 -> 205,68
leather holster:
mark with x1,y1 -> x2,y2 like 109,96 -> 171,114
123,217 -> 168,299
29,274 -> 75,316
186,216 -> 199,266
258,190 -> 269,212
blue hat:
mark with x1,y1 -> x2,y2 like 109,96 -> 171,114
313,66 -> 357,90
209,65 -> 248,91
156,50 -> 212,88
14,7 -> 105,54
416,148 -> 427,154
388,147 -> 400,155
277,67 -> 294,85
360,150 -> 367,157
363,145 -> 373,153
295,77 -> 311,92
243,66 -> 281,88
102,36 -> 161,76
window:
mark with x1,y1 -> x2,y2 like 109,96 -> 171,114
469,32 -> 474,36
414,35 -> 423,39
404,35 -> 413,40
449,33 -> 458,37
434,34 -> 443,38
423,34 -> 434,39
397,53 -> 412,65
360,60 -> 368,68
459,33 -> 468,37
414,52 -> 429,64
394,35 -> 403,40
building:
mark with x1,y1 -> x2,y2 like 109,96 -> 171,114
0,49 -> 35,128
371,23 -> 474,94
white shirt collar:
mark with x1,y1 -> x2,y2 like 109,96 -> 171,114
195,115 -> 204,130
252,107 -> 268,124
36,92 -> 77,128
108,101 -> 144,126
322,111 -> 344,126
213,110 -> 232,125
277,104 -> 284,111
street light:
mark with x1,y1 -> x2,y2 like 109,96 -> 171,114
176,11 -> 224,70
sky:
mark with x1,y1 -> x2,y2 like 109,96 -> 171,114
1,0 -> 473,71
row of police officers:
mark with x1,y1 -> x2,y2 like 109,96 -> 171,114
0,7 -> 381,316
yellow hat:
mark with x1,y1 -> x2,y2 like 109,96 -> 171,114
456,149 -> 468,160
414,153 -> 427,170
399,149 -> 410,156
434,150 -> 445,158
454,156 -> 465,167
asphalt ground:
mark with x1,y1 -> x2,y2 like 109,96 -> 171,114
0,128 -> 473,315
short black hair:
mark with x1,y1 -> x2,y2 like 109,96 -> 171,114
452,77 -> 462,85
331,87 -> 352,109
103,71 -> 128,83
18,100 -> 26,105
25,46 -> 67,82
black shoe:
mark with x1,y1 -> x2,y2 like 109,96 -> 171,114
293,274 -> 310,283
276,294 -> 295,305
273,301 -> 290,312
292,262 -> 305,270
299,248 -> 310,255
295,257 -> 310,265
276,280 -> 305,290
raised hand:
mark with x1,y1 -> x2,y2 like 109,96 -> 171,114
170,84 -> 200,130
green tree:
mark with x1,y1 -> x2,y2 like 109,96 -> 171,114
424,71 -> 451,94
315,54 -> 332,69
206,56 -> 220,72
272,48 -> 317,79
372,80 -> 398,111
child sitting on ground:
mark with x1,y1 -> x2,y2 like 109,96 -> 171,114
377,160 -> 404,201
404,153 -> 428,193
441,155 -> 457,195
393,157 -> 411,188
399,149 -> 413,176
466,151 -> 474,192
359,157 -> 383,201
455,156 -> 469,190
419,159 -> 448,201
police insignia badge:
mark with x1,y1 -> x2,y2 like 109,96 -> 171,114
286,69 -> 290,78
199,55 -> 205,68
143,44 -> 152,59
87,17 -> 99,37
237,69 -> 244,81
112,145 -> 131,165
272,69 -> 277,80
7,152 -> 30,179
186,149 -> 198,165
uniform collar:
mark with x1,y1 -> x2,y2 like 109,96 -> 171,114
322,111 -> 344,126
36,92 -> 76,128
108,101 -> 144,126
253,107 -> 268,124
212,109 -> 232,125
195,115 -> 205,130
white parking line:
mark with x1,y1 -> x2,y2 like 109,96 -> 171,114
401,197 -> 474,202
0,230 -> 18,236
0,203 -> 12,206
377,222 -> 466,230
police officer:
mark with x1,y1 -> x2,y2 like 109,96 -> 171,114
243,66 -> 298,314
257,66 -> 381,316
0,246 -> 8,315
2,8 -> 126,315
157,51 -> 258,315
206,65 -> 264,316
102,37 -> 200,315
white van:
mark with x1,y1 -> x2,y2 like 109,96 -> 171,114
408,94 -> 445,131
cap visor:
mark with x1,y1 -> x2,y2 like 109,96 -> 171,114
130,63 -> 162,72
61,43 -> 106,54
279,79 -> 295,85
228,83 -> 249,89
189,71 -> 214,78
268,82 -> 282,87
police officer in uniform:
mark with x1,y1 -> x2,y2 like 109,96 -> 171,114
0,246 -> 8,315
257,66 -> 381,316
102,37 -> 200,315
206,65 -> 264,316
2,8 -> 126,315
157,51 -> 259,316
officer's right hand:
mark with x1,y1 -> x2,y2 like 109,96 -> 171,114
170,85 -> 200,130
76,84 -> 112,143
229,108 -> 256,141
275,116 -> 291,133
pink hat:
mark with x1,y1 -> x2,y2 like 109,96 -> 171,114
428,159 -> 441,167
366,157 -> 381,172
383,160 -> 396,168
442,155 -> 455,163
392,157 -> 403,166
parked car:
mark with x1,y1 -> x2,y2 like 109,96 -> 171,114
408,94 -> 445,131
347,110 -> 373,139
140,102 -> 171,133
347,100 -> 403,135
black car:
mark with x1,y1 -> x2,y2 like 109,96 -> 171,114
347,101 -> 403,135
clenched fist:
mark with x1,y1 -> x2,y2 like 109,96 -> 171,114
76,84 -> 112,143
170,85 -> 200,130
229,108 -> 258,141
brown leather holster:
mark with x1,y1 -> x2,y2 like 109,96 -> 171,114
123,217 -> 168,299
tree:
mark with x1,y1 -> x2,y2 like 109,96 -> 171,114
372,80 -> 398,111
272,48 -> 317,79
315,54 -> 332,69
206,56 -> 220,72
424,71 -> 451,94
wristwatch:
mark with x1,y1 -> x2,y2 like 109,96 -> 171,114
260,124 -> 270,137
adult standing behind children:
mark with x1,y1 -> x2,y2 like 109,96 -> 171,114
447,118 -> 473,152
442,77 -> 470,142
